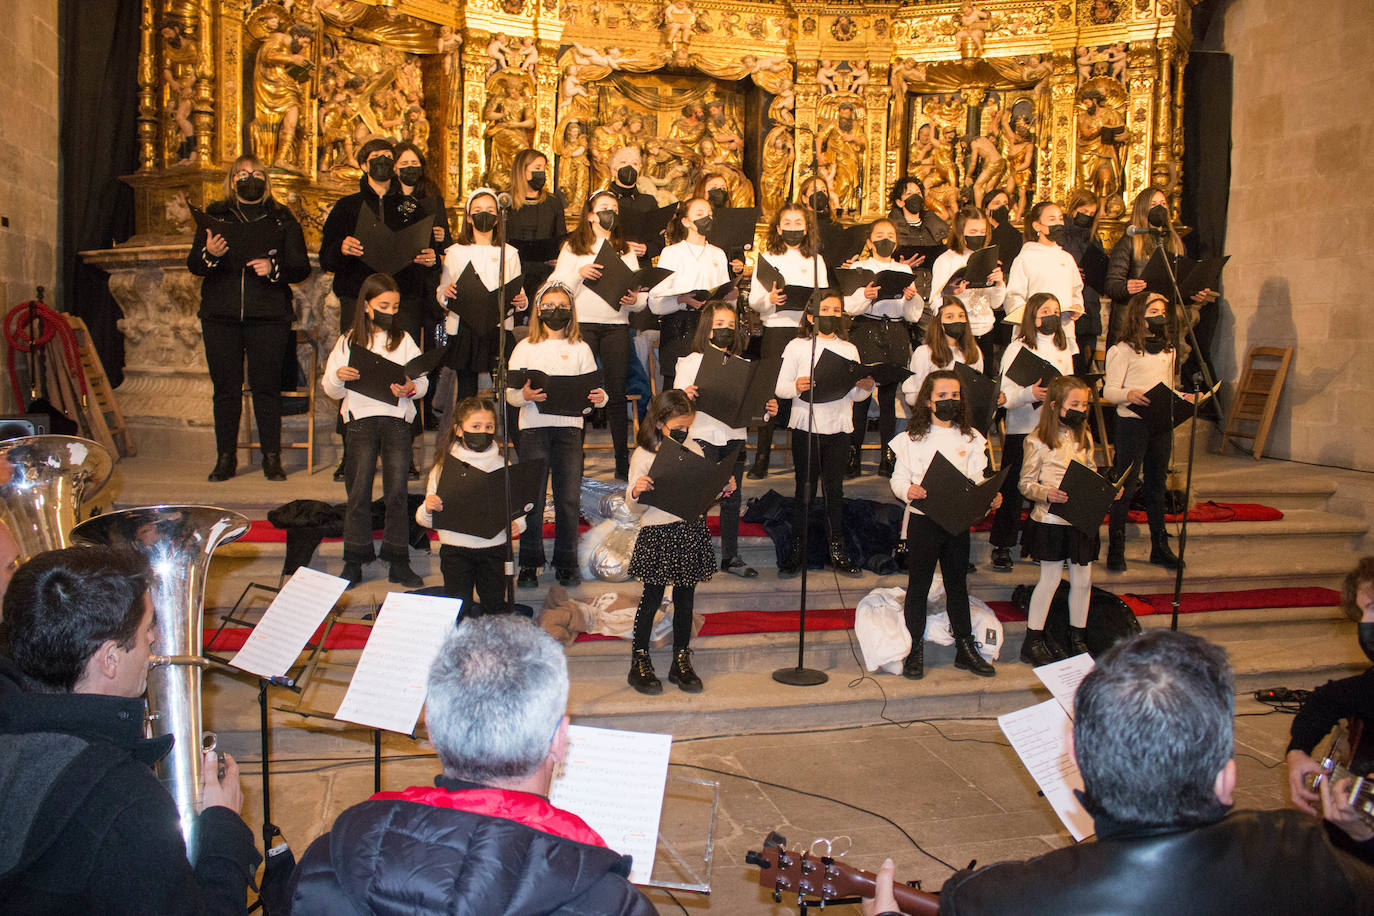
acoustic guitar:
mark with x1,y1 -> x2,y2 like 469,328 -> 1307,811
746,831 -> 940,915
1314,717 -> 1374,829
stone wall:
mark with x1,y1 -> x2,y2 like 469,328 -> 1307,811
0,0 -> 59,413
1217,0 -> 1374,470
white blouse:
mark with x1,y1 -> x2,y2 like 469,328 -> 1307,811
841,257 -> 922,321
889,425 -> 990,519
748,248 -> 829,329
505,336 -> 609,429
436,242 -> 523,334
775,336 -> 871,435
901,343 -> 983,405
322,329 -> 429,424
549,239 -> 648,325
647,240 -> 730,316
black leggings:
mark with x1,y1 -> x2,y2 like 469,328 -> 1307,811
580,323 -> 632,465
989,433 -> 1026,549
851,381 -> 899,456
792,430 -> 848,541
632,583 -> 696,651
904,513 -> 973,642
1109,416 -> 1171,538
755,326 -> 796,458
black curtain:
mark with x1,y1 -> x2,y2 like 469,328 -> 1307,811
59,0 -> 140,386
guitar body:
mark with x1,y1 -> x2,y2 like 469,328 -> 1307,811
1315,716 -> 1374,829
746,832 -> 939,916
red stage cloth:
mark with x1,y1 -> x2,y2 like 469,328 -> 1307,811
239,516 -> 768,544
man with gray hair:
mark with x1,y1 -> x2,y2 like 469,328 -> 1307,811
288,616 -> 654,914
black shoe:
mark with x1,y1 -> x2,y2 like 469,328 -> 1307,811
953,636 -> 996,677
778,545 -> 803,579
1068,626 -> 1091,657
845,447 -> 862,480
877,446 -> 895,478
967,562 -> 978,574
991,547 -> 1014,572
332,461 -> 346,483
721,556 -> 758,578
555,567 -> 581,587
668,647 -> 703,693
517,566 -> 538,589
747,456 -> 770,480
1149,534 -> 1183,570
628,649 -> 663,695
261,451 -> 287,481
207,453 -> 237,482
388,561 -> 424,588
408,460 -> 421,480
828,538 -> 862,577
901,644 -> 924,680
1018,628 -> 1059,666
1106,535 -> 1127,572
341,562 -> 364,589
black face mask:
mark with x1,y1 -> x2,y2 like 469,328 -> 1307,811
809,191 -> 830,213
616,165 -> 638,186
815,315 -> 841,336
780,228 -> 806,247
903,195 -> 924,215
235,176 -> 266,202
709,327 -> 736,350
528,170 -> 547,191
990,205 -> 1010,224
541,308 -> 572,331
872,238 -> 897,258
942,321 -> 967,340
1037,314 -> 1061,335
933,399 -> 963,423
1145,314 -> 1168,333
1045,225 -> 1067,245
1358,623 -> 1374,664
1147,204 -> 1169,228
397,165 -> 424,186
470,211 -> 498,233
596,210 -> 618,231
1061,408 -> 1088,429
707,188 -> 728,209
370,312 -> 394,332
368,156 -> 395,182
963,234 -> 986,251
692,216 -> 713,236
1073,212 -> 1095,229
667,427 -> 689,444
462,431 -> 495,452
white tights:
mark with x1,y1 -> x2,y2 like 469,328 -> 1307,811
1027,560 -> 1093,630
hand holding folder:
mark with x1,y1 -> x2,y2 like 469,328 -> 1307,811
637,438 -> 741,521
694,352 -> 782,427
911,452 -> 1009,536
508,368 -> 605,417
343,345 -> 440,405
353,205 -> 434,276
432,457 -> 546,538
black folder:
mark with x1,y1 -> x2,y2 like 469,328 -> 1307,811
955,361 -> 999,436
681,279 -> 739,304
507,368 -> 604,417
694,352 -> 782,428
1004,346 -> 1063,389
834,268 -> 914,299
1132,381 -> 1194,434
962,245 -> 1001,288
191,207 -> 283,264
754,256 -> 817,313
637,438 -> 742,521
344,345 -> 436,406
1178,256 -> 1229,301
1141,248 -> 1227,302
622,201 -> 678,248
797,349 -> 873,403
354,204 -> 434,276
1055,459 -> 1132,535
913,452 -> 1010,536
820,221 -> 872,263
895,244 -> 947,268
706,207 -> 760,253
446,262 -> 525,334
584,243 -> 672,310
510,235 -> 564,264
432,456 -> 546,539
1079,244 -> 1109,294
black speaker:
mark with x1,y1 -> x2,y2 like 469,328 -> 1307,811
0,415 -> 51,441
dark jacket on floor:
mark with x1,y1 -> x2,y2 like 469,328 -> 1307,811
0,691 -> 260,914
287,776 -> 655,915
187,197 -> 311,322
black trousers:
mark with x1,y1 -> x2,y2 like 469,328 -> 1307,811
702,440 -> 748,561
517,425 -> 582,570
580,323 -> 632,468
989,433 -> 1026,549
791,429 -> 848,542
1073,335 -> 1098,375
904,513 -> 973,642
658,310 -> 699,390
850,382 -> 899,458
201,318 -> 291,454
342,415 -> 412,564
632,583 -> 696,652
1109,415 -> 1171,538
439,543 -> 510,615
755,326 -> 795,459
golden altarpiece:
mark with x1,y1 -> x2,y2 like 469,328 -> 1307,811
84,0 -> 1197,443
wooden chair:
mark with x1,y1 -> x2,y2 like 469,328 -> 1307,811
238,329 -> 320,473
1221,345 -> 1292,459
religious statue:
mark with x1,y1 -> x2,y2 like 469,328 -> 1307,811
487,33 -> 512,76
815,102 -> 865,214
698,136 -> 754,206
556,120 -> 590,208
1002,108 -> 1036,215
1077,43 -> 1128,83
1077,84 -> 1131,217
960,132 -> 1007,208
760,124 -> 794,217
590,106 -> 629,188
518,36 -> 538,74
160,20 -> 198,165
817,60 -> 839,95
483,78 -> 536,189
768,79 -> 795,126
318,80 -> 359,175
405,104 -> 430,148
705,99 -> 745,167
663,0 -> 696,46
249,11 -> 315,172
954,2 -> 993,58
669,102 -> 707,144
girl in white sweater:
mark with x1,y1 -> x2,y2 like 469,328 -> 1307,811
902,297 -> 985,405
417,396 -> 526,614
889,369 -> 1001,680
648,197 -> 731,389
322,273 -> 430,589
506,282 -> 610,589
928,205 -> 1006,368
1004,202 -> 1084,350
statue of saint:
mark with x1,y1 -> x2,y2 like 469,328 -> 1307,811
590,107 -> 629,188
815,103 -> 865,214
961,132 -> 1006,209
556,121 -> 590,208
484,81 -> 535,189
1077,88 -> 1131,216
760,125 -> 794,218
250,13 -> 314,171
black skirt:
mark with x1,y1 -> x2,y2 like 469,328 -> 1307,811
628,518 -> 717,586
1022,518 -> 1100,566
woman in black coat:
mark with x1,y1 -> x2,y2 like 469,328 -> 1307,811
188,154 -> 310,482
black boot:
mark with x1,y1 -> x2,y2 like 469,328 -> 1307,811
668,647 -> 703,692
628,649 -> 662,695
614,453 -> 630,481
845,445 -> 862,480
991,546 -> 1013,572
388,561 -> 424,588
953,636 -> 996,677
828,537 -> 862,577
261,451 -> 287,481
556,566 -> 581,587
1068,626 -> 1091,657
778,542 -> 803,579
747,442 -> 771,479
207,453 -> 237,482
1106,529 -> 1127,572
1149,532 -> 1183,570
901,643 -> 924,680
517,566 -> 539,589
877,446 -> 895,478
1018,628 -> 1059,666
341,562 -> 364,589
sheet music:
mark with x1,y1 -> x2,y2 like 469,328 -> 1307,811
229,568 -> 349,678
334,593 -> 462,734
998,700 -> 1095,842
1033,653 -> 1096,718
548,724 -> 673,885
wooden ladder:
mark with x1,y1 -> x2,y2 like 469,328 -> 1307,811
61,314 -> 137,457
1221,345 -> 1291,459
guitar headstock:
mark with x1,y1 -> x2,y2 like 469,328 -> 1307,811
745,831 -> 872,904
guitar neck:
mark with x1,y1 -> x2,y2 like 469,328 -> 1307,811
839,869 -> 940,916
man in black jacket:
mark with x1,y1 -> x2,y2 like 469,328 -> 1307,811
289,616 -> 654,914
0,546 -> 259,914
319,138 -> 401,331
865,630 -> 1374,915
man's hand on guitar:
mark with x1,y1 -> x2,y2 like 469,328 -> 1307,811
861,858 -> 900,916
1286,749 -> 1322,815
1321,774 -> 1374,843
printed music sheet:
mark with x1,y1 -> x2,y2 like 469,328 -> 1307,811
1033,653 -> 1096,718
998,700 -> 1095,841
548,724 -> 673,885
333,593 -> 461,734
229,568 -> 349,678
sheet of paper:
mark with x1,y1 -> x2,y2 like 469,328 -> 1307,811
548,724 -> 673,885
1033,653 -> 1096,718
998,700 -> 1095,842
229,568 -> 349,678
333,593 -> 462,735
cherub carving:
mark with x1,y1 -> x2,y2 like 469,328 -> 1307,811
954,2 -> 993,57
487,33 -> 511,76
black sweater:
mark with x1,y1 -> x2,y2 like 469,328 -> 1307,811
319,176 -> 401,311
187,198 -> 310,322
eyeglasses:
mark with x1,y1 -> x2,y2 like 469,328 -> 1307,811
234,169 -> 267,180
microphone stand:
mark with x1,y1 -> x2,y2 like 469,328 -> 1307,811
495,196 -> 517,610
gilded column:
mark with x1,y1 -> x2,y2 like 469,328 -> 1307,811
1151,37 -> 1174,195
863,61 -> 891,220
459,33 -> 491,200
1046,49 -> 1077,205
191,0 -> 216,166
1171,46 -> 1187,213
214,1 -> 246,165
1123,40 -> 1156,203
136,0 -> 158,170
533,39 -> 560,155
792,59 -> 820,204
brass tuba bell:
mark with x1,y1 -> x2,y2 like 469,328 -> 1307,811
0,435 -> 113,561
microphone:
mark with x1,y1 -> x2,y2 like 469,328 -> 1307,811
1125,225 -> 1161,237
496,191 -> 513,210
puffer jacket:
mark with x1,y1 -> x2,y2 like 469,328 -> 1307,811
187,197 -> 310,322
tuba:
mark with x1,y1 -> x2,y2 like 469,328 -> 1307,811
0,435 -> 113,561
72,505 -> 249,860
